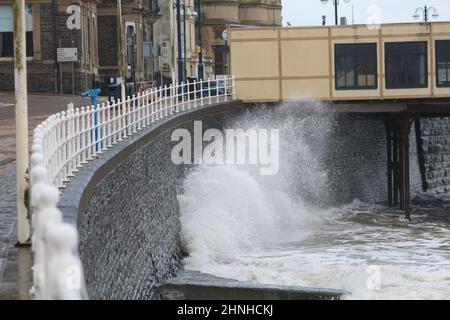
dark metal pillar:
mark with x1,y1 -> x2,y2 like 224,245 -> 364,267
176,0 -> 184,82
401,116 -> 411,220
334,0 -> 339,25
399,126 -> 405,211
183,2 -> 187,78
196,0 -> 204,79
386,123 -> 393,207
393,128 -> 399,207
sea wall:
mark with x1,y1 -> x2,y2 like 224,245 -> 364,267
57,101 -> 242,300
56,102 -> 449,300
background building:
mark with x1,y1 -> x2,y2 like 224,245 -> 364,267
153,0 -> 282,83
202,0 -> 282,75
230,22 -> 450,102
98,0 -> 160,94
0,0 -> 160,94
153,0 -> 200,85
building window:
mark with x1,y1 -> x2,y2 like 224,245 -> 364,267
0,4 -> 33,58
436,40 -> 450,88
385,41 -> 428,89
335,43 -> 377,90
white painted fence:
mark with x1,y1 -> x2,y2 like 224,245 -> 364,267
29,77 -> 235,299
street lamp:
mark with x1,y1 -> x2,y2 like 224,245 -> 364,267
182,3 -> 198,79
413,5 -> 438,23
196,0 -> 204,80
320,0 -> 351,26
174,0 -> 184,82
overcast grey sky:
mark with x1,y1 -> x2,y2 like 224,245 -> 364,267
282,0 -> 450,27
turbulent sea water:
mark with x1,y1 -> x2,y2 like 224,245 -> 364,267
177,105 -> 450,300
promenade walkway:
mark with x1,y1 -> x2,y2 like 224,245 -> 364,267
0,92 -> 108,299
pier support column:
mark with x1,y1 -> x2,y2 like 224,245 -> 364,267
400,116 -> 411,220
385,120 -> 400,209
386,125 -> 393,207
385,115 -> 411,220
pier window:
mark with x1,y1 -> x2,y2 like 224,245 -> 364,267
335,43 -> 377,90
0,4 -> 33,58
436,40 -> 450,87
385,41 -> 428,89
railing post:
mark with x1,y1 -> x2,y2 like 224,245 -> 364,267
74,108 -> 81,169
62,111 -> 69,184
181,82 -> 185,111
154,89 -> 159,121
101,103 -> 107,151
132,95 -> 137,133
150,89 -> 155,123
232,75 -> 236,100
106,102 -> 112,148
117,99 -> 124,142
208,78 -> 212,105
137,93 -> 142,131
216,80 -> 220,103
192,79 -> 197,108
187,80 -> 192,109
126,96 -> 132,136
200,79 -> 204,106
80,108 -> 86,164
143,91 -> 148,127
65,109 -> 73,177
164,85 -> 169,117
93,104 -> 100,156
85,107 -> 93,161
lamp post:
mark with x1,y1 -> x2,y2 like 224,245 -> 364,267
182,3 -> 198,79
413,5 -> 439,23
13,0 -> 30,245
196,0 -> 204,80
320,0 -> 351,26
175,0 -> 184,82
118,0 -> 126,99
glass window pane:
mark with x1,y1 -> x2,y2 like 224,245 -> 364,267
0,5 -> 13,32
385,42 -> 427,88
0,5 -> 32,32
0,31 -> 13,57
26,31 -> 33,57
436,42 -> 450,87
419,54 -> 426,85
437,62 -> 447,82
367,75 -> 376,87
345,57 -> 355,87
357,75 -> 367,87
336,57 -> 346,88
334,43 -> 377,89
26,5 -> 33,32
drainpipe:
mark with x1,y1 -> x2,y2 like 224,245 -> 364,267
52,0 -> 59,93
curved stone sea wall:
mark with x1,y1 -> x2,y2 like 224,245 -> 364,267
57,101 -> 242,299
56,101 -> 449,300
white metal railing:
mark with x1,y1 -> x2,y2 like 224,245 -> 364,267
29,76 -> 235,299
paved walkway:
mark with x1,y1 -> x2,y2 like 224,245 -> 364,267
0,163 -> 16,276
0,163 -> 32,299
0,92 -> 108,299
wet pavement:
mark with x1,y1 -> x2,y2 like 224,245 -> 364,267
0,163 -> 32,299
0,92 -> 107,299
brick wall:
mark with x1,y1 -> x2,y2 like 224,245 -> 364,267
0,3 -> 93,94
78,129 -> 185,300
98,15 -> 118,68
418,117 -> 450,194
